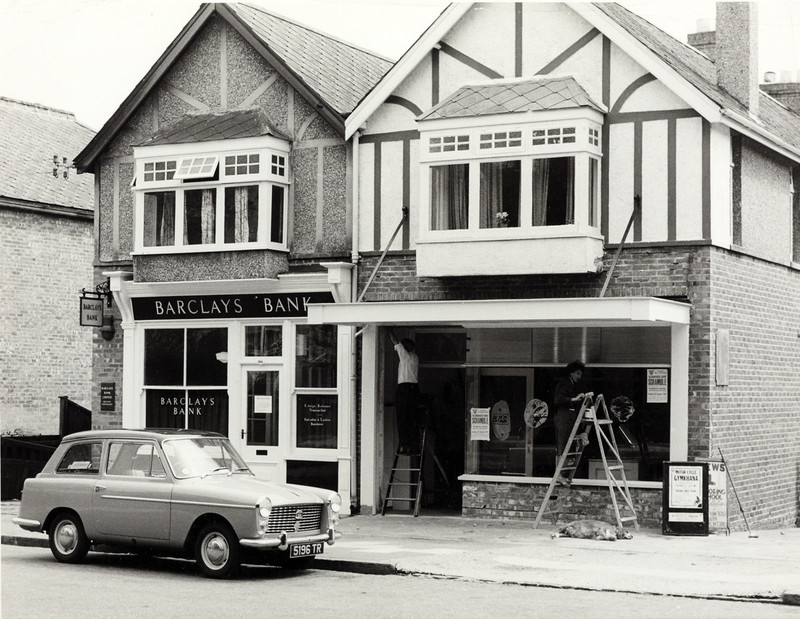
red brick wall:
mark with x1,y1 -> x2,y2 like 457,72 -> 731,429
0,208 -> 94,435
709,248 -> 800,528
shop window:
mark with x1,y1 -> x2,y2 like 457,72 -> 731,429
135,142 -> 290,254
56,442 -> 102,475
296,393 -> 338,449
143,327 -> 229,434
295,325 -> 337,388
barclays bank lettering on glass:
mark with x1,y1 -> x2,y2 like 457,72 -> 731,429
132,292 -> 334,320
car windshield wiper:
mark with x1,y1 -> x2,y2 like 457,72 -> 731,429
200,467 -> 230,479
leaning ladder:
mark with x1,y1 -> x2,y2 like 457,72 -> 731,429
533,393 -> 639,531
381,427 -> 427,517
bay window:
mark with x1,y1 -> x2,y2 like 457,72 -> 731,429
134,138 -> 290,254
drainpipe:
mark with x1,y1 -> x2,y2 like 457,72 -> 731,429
349,129 -> 361,513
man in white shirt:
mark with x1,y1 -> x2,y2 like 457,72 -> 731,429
389,329 -> 420,454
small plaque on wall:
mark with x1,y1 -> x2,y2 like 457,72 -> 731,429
100,383 -> 115,412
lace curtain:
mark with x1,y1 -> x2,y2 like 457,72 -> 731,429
430,164 -> 468,230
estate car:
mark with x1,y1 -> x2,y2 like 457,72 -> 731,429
13,429 -> 341,578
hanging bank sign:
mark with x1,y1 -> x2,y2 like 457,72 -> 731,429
131,292 -> 334,321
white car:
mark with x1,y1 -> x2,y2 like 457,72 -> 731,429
13,429 -> 341,578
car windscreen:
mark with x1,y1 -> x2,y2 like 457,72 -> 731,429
161,437 -> 251,479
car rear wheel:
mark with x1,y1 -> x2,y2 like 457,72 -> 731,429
48,512 -> 90,564
195,523 -> 241,579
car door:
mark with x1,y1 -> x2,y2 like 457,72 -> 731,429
92,441 -> 172,541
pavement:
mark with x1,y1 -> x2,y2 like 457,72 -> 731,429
3,500 -> 799,606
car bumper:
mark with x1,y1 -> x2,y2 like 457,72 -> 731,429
239,528 -> 337,551
12,517 -> 42,532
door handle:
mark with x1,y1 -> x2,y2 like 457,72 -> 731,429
94,485 -> 106,493
241,429 -> 246,439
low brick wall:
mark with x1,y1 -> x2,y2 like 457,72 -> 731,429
462,481 -> 662,528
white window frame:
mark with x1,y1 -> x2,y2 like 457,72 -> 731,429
419,109 -> 603,243
133,137 -> 291,255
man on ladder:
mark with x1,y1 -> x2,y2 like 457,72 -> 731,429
553,360 -> 589,485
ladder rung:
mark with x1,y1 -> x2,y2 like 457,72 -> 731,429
394,468 -> 421,472
385,496 -> 415,502
619,516 -> 638,522
607,465 -> 624,471
596,420 -> 613,425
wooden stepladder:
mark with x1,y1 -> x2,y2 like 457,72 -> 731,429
382,426 -> 428,517
533,393 -> 639,531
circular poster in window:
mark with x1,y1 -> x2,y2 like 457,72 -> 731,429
490,400 -> 511,440
524,399 -> 549,429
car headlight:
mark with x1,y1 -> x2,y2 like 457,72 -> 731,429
258,497 -> 272,518
327,492 -> 342,515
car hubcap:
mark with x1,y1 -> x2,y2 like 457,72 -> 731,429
202,533 -> 229,568
56,522 -> 77,554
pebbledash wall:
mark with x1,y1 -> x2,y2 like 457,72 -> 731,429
358,242 -> 800,529
0,208 -> 94,434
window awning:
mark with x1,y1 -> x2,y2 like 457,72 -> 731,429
307,297 -> 690,328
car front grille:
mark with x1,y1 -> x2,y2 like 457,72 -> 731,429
266,503 -> 323,533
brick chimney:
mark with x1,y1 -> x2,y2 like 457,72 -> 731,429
715,2 -> 759,117
687,19 -> 716,62
761,72 -> 800,115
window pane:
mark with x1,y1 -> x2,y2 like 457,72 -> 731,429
271,185 -> 285,243
186,328 -> 227,386
245,326 -> 282,356
184,189 -> 216,245
224,186 -> 259,243
296,393 -> 338,449
143,192 -> 176,247
295,325 -> 337,388
145,389 -> 185,429
187,390 -> 229,434
589,157 -> 599,227
532,156 -> 575,226
247,371 -> 279,446
480,161 -> 520,228
56,443 -> 102,475
430,164 -> 469,230
144,329 -> 184,385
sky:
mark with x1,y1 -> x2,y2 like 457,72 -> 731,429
2,0 -> 800,131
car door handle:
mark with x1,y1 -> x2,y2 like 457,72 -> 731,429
95,485 -> 106,492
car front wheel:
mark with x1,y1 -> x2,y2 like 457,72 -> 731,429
48,512 -> 90,564
195,523 -> 241,579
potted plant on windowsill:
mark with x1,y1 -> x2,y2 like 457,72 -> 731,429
495,211 -> 509,228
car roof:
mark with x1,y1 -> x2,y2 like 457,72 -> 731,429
61,428 -> 226,442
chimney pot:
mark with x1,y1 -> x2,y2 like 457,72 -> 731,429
764,71 -> 777,83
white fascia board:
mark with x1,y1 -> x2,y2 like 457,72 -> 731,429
419,107 -> 606,132
720,108 -> 800,164
569,3 -> 722,124
344,2 -> 474,140
133,135 -> 291,159
307,297 -> 691,327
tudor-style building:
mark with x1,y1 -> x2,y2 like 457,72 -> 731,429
74,3 -> 391,508
307,2 -> 800,528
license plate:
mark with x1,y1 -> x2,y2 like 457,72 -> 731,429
289,542 -> 324,558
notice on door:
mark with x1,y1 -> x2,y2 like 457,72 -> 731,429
254,395 -> 272,414
647,369 -> 669,403
470,407 -> 490,441
296,394 -> 337,449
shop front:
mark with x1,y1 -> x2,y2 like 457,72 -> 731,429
308,297 -> 690,521
107,271 -> 354,502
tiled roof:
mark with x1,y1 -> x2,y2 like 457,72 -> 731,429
0,97 -> 95,210
595,2 -> 800,152
420,76 -> 605,121
227,3 -> 393,116
137,108 -> 290,146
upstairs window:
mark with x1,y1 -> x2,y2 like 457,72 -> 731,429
422,117 -> 601,235
134,142 -> 290,254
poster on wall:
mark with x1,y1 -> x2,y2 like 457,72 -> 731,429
470,407 -> 490,441
296,394 -> 337,449
646,369 -> 669,403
